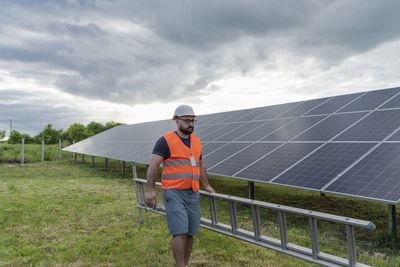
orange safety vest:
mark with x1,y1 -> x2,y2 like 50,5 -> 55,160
161,132 -> 202,192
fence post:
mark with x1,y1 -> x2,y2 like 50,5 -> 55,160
41,140 -> 44,162
82,154 -> 85,164
122,161 -> 126,176
104,158 -> 108,170
21,138 -> 25,165
73,140 -> 76,161
91,156 -> 95,167
58,139 -> 61,160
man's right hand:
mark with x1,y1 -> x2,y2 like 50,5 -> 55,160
145,190 -> 157,208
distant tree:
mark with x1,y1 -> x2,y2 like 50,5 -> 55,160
8,130 -> 35,144
22,133 -> 35,144
66,123 -> 88,142
0,130 -> 5,139
61,131 -> 69,142
104,121 -> 125,130
8,130 -> 22,144
86,121 -> 105,136
35,124 -> 62,144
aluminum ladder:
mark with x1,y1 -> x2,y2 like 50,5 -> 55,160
132,162 -> 375,267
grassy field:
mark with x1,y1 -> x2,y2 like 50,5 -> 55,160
1,146 -> 400,266
0,143 -> 72,163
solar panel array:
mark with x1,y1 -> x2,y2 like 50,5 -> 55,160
64,87 -> 400,204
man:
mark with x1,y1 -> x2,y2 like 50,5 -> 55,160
145,104 -> 215,267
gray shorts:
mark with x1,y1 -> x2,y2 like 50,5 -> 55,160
161,189 -> 201,236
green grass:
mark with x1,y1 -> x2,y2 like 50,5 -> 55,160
0,143 -> 71,163
0,161 -> 318,267
1,147 -> 400,266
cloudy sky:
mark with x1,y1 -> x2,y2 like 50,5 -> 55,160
1,0 -> 399,135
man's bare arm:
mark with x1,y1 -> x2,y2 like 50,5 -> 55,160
199,159 -> 215,193
145,154 -> 163,207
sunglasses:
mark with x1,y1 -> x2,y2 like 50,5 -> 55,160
178,118 -> 197,123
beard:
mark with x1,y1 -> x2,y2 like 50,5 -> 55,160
180,124 -> 194,135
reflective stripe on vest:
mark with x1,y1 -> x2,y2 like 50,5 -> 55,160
161,173 -> 200,180
162,160 -> 200,167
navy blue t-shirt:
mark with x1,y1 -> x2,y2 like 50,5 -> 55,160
152,131 -> 202,160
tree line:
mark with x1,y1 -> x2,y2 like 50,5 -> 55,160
7,121 -> 125,144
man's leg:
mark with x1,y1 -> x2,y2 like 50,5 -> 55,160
171,234 -> 187,267
185,235 -> 193,265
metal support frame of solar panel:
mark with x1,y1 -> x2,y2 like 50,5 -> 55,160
64,87 -> 400,205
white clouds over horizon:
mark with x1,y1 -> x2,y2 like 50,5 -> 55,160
0,0 -> 399,135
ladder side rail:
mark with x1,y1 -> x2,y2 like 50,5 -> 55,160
198,190 -> 375,230
132,178 -> 375,229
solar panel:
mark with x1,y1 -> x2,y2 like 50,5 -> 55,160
208,143 -> 281,176
235,143 -> 322,182
324,143 -> 400,203
206,111 -> 242,125
219,110 -> 252,123
277,98 -> 329,118
193,125 -> 217,139
236,118 -> 293,141
293,112 -> 368,141
388,130 -> 400,141
63,87 -> 400,204
337,87 -> 400,112
260,115 -> 326,141
202,142 -> 227,157
215,121 -> 264,141
271,143 -> 375,190
234,106 -> 273,122
202,123 -> 244,141
304,92 -> 363,115
253,102 -> 300,120
334,109 -> 400,141
202,143 -> 250,169
380,93 -> 400,109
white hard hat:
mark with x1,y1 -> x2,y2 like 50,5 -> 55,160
173,104 -> 196,119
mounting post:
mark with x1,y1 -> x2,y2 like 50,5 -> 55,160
389,204 -> 397,236
91,156 -> 95,167
104,158 -> 108,170
82,154 -> 85,164
122,161 -> 126,176
73,140 -> 76,161
248,181 -> 255,200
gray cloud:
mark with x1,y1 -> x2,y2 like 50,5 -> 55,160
0,89 -> 90,135
2,0 -> 400,105
1,0 -> 400,134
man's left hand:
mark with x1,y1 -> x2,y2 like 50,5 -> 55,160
204,185 -> 215,193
